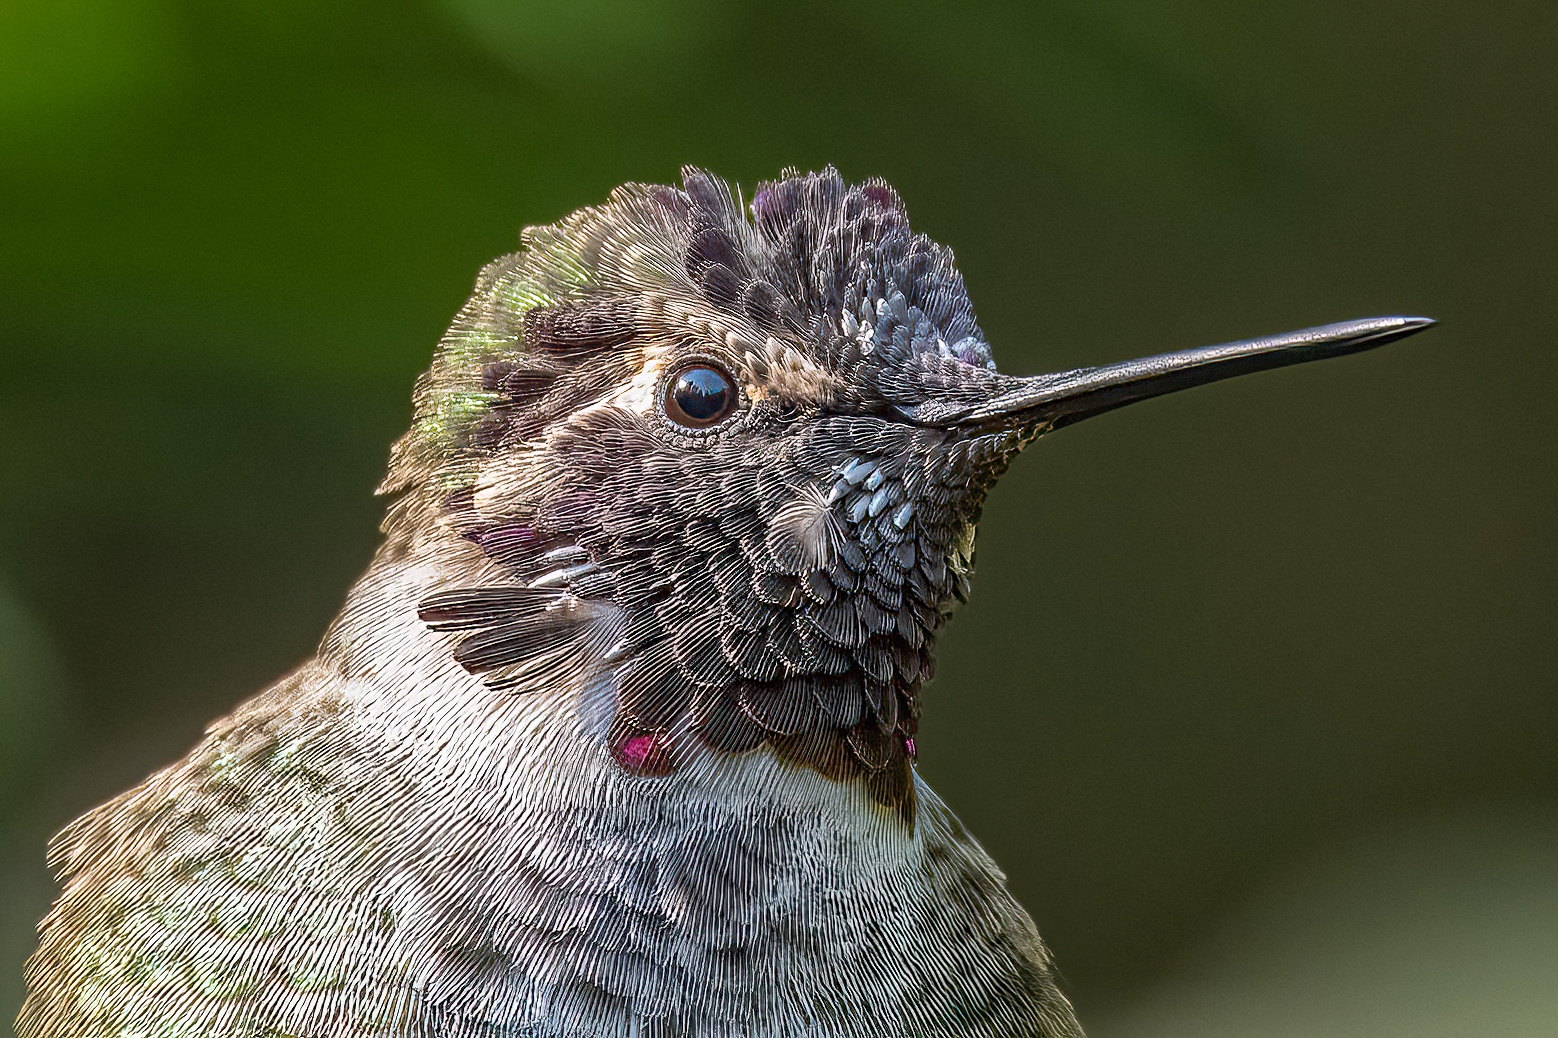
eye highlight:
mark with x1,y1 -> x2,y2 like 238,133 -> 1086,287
663,363 -> 738,428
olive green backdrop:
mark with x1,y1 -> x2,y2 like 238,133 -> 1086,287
2,0 -> 1554,1033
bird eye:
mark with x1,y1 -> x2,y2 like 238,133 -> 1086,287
663,363 -> 738,428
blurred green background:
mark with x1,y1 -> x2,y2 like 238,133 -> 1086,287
2,0 -> 1554,1033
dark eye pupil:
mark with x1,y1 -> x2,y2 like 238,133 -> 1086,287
667,365 -> 734,426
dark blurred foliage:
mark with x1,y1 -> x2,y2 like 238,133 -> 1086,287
2,0 -> 1554,1031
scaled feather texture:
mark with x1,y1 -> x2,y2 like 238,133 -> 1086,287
19,168 -> 1085,1038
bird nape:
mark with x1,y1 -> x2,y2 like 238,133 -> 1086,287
18,167 -> 1432,1038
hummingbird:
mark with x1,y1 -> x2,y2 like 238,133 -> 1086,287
18,167 -> 1432,1038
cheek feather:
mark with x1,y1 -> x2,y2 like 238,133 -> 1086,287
764,488 -> 845,575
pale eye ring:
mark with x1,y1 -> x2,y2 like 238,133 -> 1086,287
663,363 -> 738,428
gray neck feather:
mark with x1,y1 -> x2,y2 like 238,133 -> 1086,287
24,545 -> 1078,1037
300,547 -> 1080,1035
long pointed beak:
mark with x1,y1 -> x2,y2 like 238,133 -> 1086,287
924,316 -> 1435,433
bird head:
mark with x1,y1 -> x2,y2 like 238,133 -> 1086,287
385,166 -> 1428,816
